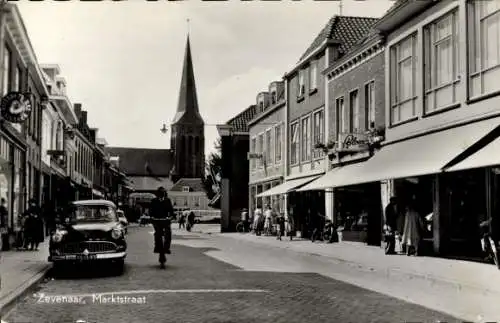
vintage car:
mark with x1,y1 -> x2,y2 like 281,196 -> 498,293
48,199 -> 127,274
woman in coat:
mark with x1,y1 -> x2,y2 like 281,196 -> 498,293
402,199 -> 424,256
24,199 -> 44,251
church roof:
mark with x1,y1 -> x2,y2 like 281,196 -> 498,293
172,35 -> 204,126
170,178 -> 206,193
226,105 -> 258,133
105,147 -> 174,177
298,15 -> 379,62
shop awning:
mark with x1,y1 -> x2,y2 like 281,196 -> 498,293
256,175 -> 320,197
298,116 -> 500,190
445,135 -> 500,173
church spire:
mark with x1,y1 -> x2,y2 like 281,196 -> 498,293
172,32 -> 204,126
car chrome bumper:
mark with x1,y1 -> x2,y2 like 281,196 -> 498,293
49,252 -> 126,262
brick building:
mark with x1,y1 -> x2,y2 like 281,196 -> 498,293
279,15 -> 379,238
218,105 -> 258,232
249,81 -> 286,214
299,29 -> 386,245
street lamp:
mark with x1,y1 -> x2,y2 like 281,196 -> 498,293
160,123 -> 168,134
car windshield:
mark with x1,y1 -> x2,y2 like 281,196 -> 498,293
69,205 -> 117,223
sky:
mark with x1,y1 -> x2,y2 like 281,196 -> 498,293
17,0 -> 393,156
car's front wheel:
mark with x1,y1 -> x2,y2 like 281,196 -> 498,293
113,259 -> 125,275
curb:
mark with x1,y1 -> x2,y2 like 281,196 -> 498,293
211,233 -> 500,297
0,263 -> 52,318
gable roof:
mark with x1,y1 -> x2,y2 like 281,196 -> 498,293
298,15 -> 380,62
170,178 -> 206,192
226,105 -> 258,133
105,147 -> 174,176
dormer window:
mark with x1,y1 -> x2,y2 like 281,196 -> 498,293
182,186 -> 190,192
259,101 -> 264,111
47,85 -> 52,95
298,70 -> 306,97
271,91 -> 277,104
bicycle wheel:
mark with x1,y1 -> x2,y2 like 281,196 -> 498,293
236,222 -> 244,233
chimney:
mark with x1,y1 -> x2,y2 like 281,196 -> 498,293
81,111 -> 87,125
89,129 -> 96,143
74,103 -> 82,118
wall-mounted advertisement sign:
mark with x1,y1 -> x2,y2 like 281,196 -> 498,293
337,132 -> 370,152
1,92 -> 32,123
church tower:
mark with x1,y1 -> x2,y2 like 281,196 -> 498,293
170,34 -> 205,183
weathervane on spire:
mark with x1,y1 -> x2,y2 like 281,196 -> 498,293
339,0 -> 343,16
187,18 -> 190,35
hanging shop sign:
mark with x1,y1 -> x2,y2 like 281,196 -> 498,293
337,132 -> 370,152
1,92 -> 32,123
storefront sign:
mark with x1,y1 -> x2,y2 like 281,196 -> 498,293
0,92 -> 32,123
338,133 -> 369,152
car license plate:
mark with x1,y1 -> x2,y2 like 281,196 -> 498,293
76,254 -> 97,261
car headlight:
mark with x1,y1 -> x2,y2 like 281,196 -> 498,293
111,228 -> 122,240
52,230 -> 67,243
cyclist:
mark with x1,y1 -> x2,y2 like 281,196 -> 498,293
150,186 -> 174,266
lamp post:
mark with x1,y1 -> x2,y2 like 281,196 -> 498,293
216,124 -> 233,232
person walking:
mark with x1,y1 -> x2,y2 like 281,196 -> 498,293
402,198 -> 425,256
0,198 -> 8,251
276,212 -> 285,241
178,212 -> 186,229
384,197 -> 399,254
253,205 -> 263,236
24,199 -> 44,251
263,205 -> 273,236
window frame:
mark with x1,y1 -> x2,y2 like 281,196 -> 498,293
364,80 -> 376,130
309,60 -> 318,91
250,136 -> 257,171
349,89 -> 360,133
257,132 -> 264,169
424,9 -> 461,114
468,0 -> 500,99
312,108 -> 325,159
274,123 -> 282,164
390,33 -> 418,125
300,115 -> 311,162
289,121 -> 299,166
298,70 -> 306,97
2,45 -> 10,95
335,96 -> 345,141
182,186 -> 190,193
265,128 -> 273,166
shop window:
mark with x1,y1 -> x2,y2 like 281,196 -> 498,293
424,11 -> 460,113
390,34 -> 417,125
469,0 -> 500,98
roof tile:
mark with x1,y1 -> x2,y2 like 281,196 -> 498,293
298,15 -> 380,62
226,105 -> 258,133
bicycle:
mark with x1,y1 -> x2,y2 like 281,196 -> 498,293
151,217 -> 171,269
236,220 -> 250,233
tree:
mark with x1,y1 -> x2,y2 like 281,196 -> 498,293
202,137 -> 222,201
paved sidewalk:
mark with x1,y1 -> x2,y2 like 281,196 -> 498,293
205,231 -> 500,296
0,241 -> 51,316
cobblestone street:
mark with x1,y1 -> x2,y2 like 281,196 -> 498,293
4,225 -> 461,323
